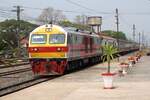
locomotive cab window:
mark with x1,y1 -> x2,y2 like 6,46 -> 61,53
49,34 -> 65,44
31,34 -> 47,44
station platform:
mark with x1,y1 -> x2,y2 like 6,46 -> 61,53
1,55 -> 150,100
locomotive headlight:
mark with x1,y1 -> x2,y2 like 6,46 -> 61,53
57,47 -> 61,52
33,48 -> 38,52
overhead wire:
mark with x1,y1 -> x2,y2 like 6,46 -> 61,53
1,5 -> 150,29
120,12 -> 150,15
119,15 -> 132,29
0,10 -> 15,18
65,0 -> 112,14
22,6 -> 150,16
23,6 -> 96,14
21,12 -> 38,21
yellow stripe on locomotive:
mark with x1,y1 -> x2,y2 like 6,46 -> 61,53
29,52 -> 66,58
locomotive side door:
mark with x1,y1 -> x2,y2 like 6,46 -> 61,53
67,33 -> 72,59
84,36 -> 88,53
90,37 -> 93,53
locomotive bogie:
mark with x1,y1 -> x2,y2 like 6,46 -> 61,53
30,58 -> 67,75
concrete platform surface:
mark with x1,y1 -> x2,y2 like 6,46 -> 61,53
1,55 -> 150,100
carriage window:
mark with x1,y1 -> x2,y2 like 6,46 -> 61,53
105,41 -> 107,45
31,34 -> 47,44
49,34 -> 65,44
77,35 -> 82,44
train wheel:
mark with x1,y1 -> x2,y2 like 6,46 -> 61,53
59,65 -> 66,75
79,60 -> 83,68
34,73 -> 39,78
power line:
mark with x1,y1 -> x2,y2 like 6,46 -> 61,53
2,5 -> 150,16
120,12 -> 150,15
0,10 -> 15,18
21,5 -> 150,15
23,6 -> 96,14
65,0 -> 112,14
0,10 -> 10,14
23,6 -> 43,10
0,9 -> 11,12
0,9 -> 14,14
2,5 -> 150,15
0,14 -> 14,19
66,0 -> 93,11
0,13 -> 15,18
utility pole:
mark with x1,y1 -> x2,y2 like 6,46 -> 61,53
132,24 -> 136,42
12,6 -> 24,50
142,31 -> 144,49
139,32 -> 141,51
115,8 -> 119,61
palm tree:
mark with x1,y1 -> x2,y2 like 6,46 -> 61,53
102,44 -> 118,73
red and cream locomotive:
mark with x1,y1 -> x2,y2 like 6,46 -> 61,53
28,24 -> 138,75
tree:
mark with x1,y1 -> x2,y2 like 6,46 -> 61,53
74,14 -> 87,25
102,44 -> 118,73
53,10 -> 66,24
0,32 -> 7,51
0,19 -> 38,51
38,7 -> 66,24
59,20 -> 90,31
102,30 -> 127,40
59,20 -> 74,27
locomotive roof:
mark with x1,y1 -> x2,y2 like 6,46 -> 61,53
31,24 -> 66,34
100,34 -> 138,44
64,27 -> 99,37
100,35 -> 116,41
31,24 -> 100,38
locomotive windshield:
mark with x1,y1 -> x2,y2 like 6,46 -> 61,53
49,34 -> 65,44
31,34 -> 47,44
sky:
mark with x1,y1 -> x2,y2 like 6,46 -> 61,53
0,0 -> 150,43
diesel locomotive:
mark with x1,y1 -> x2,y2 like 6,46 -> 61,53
28,24 -> 138,75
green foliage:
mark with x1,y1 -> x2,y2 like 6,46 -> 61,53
59,20 -> 73,27
102,30 -> 127,40
0,19 -> 38,36
59,20 -> 90,31
0,19 -> 38,51
102,44 -> 118,73
0,33 -> 7,51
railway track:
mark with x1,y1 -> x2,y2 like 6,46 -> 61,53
0,67 -> 32,77
0,62 -> 29,69
0,51 -> 138,97
0,62 -> 57,97
0,62 -> 58,97
0,76 -> 57,97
